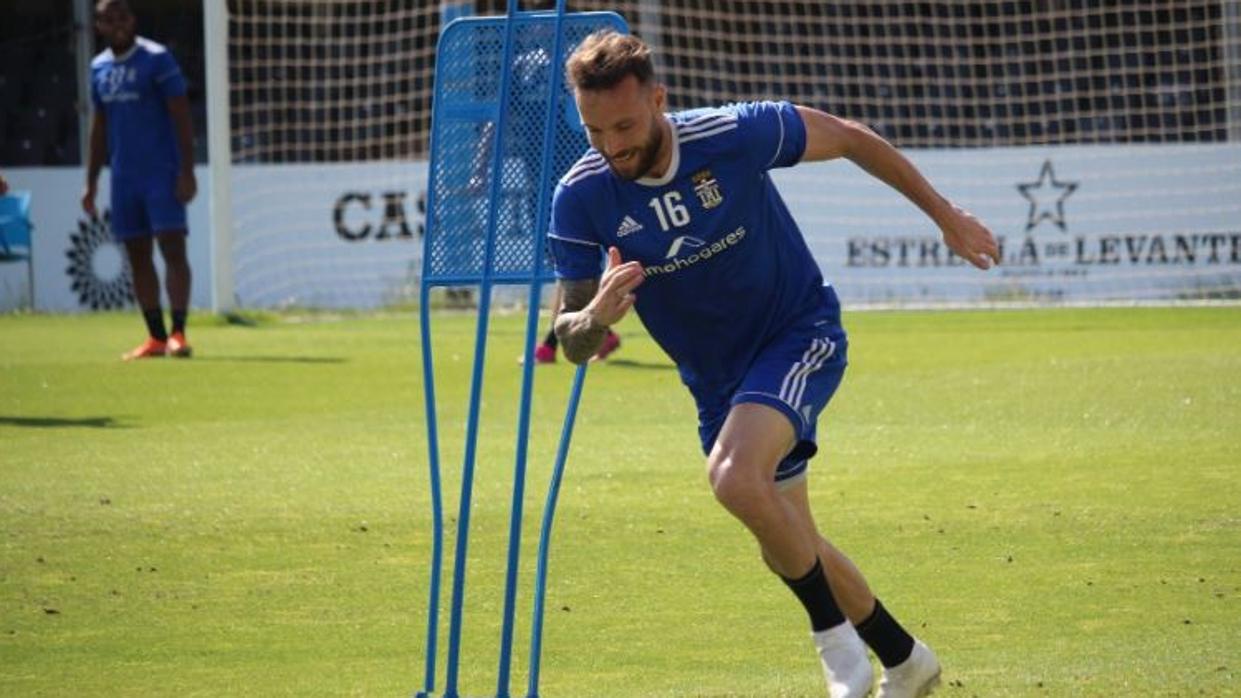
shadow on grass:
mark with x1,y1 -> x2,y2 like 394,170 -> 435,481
0,416 -> 126,428
603,358 -> 677,371
193,356 -> 347,364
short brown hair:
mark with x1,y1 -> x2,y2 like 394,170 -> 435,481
566,31 -> 655,92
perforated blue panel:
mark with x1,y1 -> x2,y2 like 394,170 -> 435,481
423,12 -> 627,284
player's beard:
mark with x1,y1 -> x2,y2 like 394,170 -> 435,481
608,116 -> 665,181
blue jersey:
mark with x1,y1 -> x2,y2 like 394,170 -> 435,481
549,101 -> 835,405
90,37 -> 187,180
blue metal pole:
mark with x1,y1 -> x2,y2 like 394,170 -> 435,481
415,9 -> 459,688
526,364 -> 588,698
415,296 -> 444,698
496,222 -> 542,698
442,2 -> 522,695
496,1 -> 573,695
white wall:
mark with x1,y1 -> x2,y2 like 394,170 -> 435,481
5,144 -> 1239,312
0,166 -> 212,312
775,143 -> 1241,304
226,162 -> 428,309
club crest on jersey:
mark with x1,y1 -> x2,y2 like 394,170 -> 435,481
616,215 -> 644,238
98,66 -> 139,101
692,169 -> 724,210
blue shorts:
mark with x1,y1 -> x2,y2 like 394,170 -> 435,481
697,297 -> 848,487
110,174 -> 187,241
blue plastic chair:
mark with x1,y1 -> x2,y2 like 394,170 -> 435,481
0,190 -> 32,259
0,190 -> 35,308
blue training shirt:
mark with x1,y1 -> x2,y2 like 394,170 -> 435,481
90,37 -> 187,180
548,101 -> 833,406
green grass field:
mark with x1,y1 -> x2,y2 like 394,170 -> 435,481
1,306 -> 1239,697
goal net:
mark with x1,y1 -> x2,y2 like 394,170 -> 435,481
214,0 -> 1241,308
218,0 -> 441,309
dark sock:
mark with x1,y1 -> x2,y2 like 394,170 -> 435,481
143,308 -> 167,341
781,557 -> 846,632
855,599 -> 915,668
543,329 -> 558,349
171,309 -> 187,335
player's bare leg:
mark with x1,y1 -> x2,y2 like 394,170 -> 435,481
775,480 -> 942,697
121,236 -> 167,359
769,480 -> 876,621
706,403 -> 872,697
709,404 -> 816,574
156,231 -> 192,357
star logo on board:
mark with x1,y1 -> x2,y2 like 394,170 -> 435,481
1016,160 -> 1078,233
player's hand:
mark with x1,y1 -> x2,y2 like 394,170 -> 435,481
0,174 -> 8,196
938,203 -> 999,270
81,184 -> 97,217
175,170 -> 197,204
586,246 -> 644,327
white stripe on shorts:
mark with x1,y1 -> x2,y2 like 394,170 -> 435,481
790,339 -> 834,408
779,338 -> 836,410
778,340 -> 818,406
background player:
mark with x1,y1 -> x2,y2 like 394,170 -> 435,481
548,32 -> 998,697
82,0 -> 196,360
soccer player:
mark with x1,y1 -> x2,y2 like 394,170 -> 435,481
82,0 -> 196,360
548,32 -> 999,698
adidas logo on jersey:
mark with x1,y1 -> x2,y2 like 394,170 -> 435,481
616,216 -> 644,237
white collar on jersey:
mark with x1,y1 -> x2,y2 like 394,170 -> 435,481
636,115 -> 679,188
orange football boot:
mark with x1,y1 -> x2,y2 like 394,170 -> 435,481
167,332 -> 193,358
122,337 -> 168,361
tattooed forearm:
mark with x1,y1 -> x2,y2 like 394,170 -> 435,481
554,278 -> 608,364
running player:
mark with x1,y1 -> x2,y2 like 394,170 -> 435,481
548,31 -> 999,697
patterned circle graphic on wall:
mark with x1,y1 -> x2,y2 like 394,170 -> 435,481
65,211 -> 133,310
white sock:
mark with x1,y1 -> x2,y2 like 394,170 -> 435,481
813,622 -> 873,698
